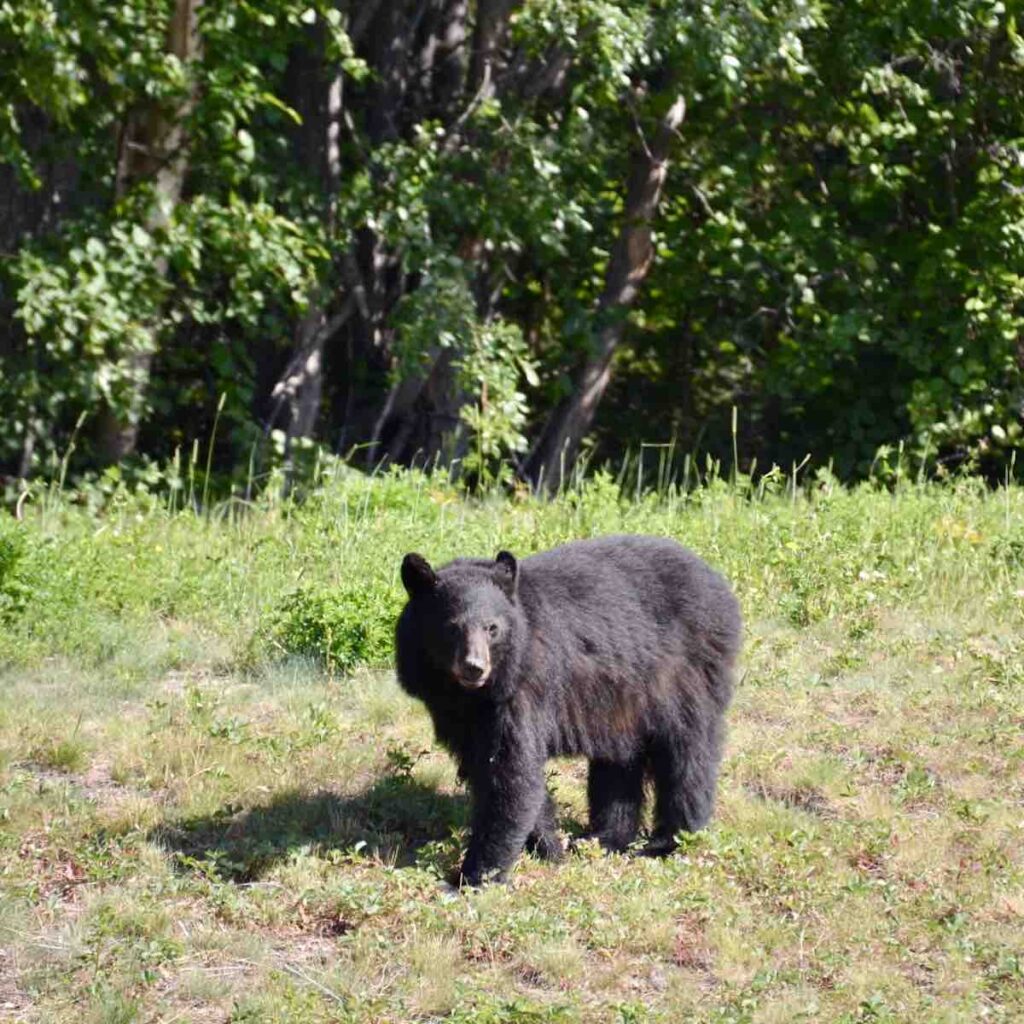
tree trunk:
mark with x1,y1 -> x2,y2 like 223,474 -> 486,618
360,2 -> 520,469
468,0 -> 518,97
271,297 -> 355,490
270,302 -> 356,448
523,93 -> 686,493
96,0 -> 201,464
362,0 -> 425,145
278,61 -> 344,448
412,0 -> 469,117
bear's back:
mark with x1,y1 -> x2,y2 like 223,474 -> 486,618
519,535 -> 739,645
511,535 -> 739,758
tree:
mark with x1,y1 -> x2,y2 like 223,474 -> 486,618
2,0 -> 1023,488
95,0 -> 202,464
523,89 -> 685,491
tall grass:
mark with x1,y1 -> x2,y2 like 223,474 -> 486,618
1,458 -> 1022,676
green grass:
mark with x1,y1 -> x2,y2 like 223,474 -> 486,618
1,468 -> 1023,1022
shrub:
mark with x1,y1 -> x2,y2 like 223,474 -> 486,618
0,525 -> 30,624
262,583 -> 403,673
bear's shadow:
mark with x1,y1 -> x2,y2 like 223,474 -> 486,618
151,775 -> 471,883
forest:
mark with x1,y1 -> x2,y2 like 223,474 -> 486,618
2,0 -> 1023,492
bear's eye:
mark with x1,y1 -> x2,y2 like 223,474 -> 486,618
486,622 -> 500,638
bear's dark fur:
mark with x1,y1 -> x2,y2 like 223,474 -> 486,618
395,534 -> 741,885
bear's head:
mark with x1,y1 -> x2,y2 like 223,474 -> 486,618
400,550 -> 521,691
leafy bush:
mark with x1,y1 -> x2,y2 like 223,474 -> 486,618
392,263 -> 538,486
261,583 -> 404,674
0,524 -> 30,624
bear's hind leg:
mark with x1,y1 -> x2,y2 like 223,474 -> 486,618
525,790 -> 565,862
644,716 -> 722,856
586,759 -> 645,853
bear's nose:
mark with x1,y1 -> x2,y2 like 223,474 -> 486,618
462,660 -> 486,682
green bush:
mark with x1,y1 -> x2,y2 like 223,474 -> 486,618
0,524 -> 30,624
262,583 -> 404,674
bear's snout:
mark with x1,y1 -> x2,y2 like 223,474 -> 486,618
461,660 -> 487,684
454,631 -> 491,688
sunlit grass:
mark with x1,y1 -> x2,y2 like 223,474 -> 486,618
1,470 -> 1022,1021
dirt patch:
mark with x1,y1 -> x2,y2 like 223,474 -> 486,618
13,759 -> 157,811
0,947 -> 33,1020
16,829 -> 89,903
673,913 -> 714,973
849,847 -> 888,878
744,779 -> 837,819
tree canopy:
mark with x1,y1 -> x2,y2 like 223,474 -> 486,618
1,0 -> 1022,491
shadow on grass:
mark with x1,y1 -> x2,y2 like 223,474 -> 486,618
151,775 -> 469,882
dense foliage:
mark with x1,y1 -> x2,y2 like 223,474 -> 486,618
1,0 -> 1023,488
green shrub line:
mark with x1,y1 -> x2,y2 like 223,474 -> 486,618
0,466 -> 1021,676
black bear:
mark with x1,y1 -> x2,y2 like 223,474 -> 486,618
395,535 -> 741,885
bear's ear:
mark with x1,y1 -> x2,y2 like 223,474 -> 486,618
401,553 -> 437,597
494,550 -> 518,596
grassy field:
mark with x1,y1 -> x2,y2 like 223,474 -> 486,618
1,468 -> 1022,1023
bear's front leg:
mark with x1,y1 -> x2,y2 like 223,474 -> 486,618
525,790 -> 565,863
459,730 -> 548,886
